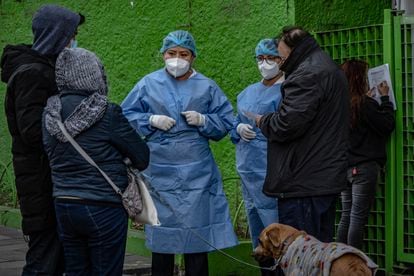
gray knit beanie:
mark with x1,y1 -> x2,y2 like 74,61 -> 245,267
55,47 -> 108,95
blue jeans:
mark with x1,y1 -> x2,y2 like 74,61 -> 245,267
278,195 -> 337,242
54,201 -> 128,275
336,161 -> 379,249
22,227 -> 64,276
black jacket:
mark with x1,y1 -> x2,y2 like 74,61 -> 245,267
42,91 -> 150,203
349,96 -> 395,166
259,36 -> 349,198
1,44 -> 58,234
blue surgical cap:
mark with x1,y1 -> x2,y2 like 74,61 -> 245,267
255,39 -> 279,57
160,30 -> 197,56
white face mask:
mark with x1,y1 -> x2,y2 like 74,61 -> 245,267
165,57 -> 190,78
258,61 -> 279,80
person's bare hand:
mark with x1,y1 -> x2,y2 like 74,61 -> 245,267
377,81 -> 389,96
366,87 -> 375,98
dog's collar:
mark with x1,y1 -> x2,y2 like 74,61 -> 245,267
275,230 -> 307,265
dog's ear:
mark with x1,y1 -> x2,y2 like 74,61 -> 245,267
267,227 -> 281,250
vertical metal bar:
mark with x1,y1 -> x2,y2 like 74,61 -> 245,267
391,9 -> 406,264
383,11 -> 396,273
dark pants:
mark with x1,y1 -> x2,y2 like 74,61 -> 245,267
336,161 -> 379,250
22,228 -> 64,276
273,195 -> 337,276
278,195 -> 337,242
151,252 -> 208,276
54,201 -> 128,276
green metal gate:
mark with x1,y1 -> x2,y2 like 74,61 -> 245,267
394,11 -> 414,273
315,9 -> 414,275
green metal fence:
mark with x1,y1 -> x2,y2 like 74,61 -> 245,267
316,9 -> 414,275
315,10 -> 397,274
394,12 -> 414,273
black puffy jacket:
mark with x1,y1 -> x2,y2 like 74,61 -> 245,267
349,96 -> 395,166
42,90 -> 150,203
1,44 -> 58,234
259,36 -> 349,198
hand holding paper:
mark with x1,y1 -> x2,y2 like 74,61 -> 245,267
241,109 -> 264,127
367,64 -> 396,109
377,81 -> 389,96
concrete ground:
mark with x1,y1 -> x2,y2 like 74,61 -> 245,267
0,225 -> 151,276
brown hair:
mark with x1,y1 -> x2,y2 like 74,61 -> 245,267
341,59 -> 369,128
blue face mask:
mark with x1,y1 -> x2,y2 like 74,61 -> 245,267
70,39 -> 78,48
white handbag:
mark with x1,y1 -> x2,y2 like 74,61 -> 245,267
133,172 -> 160,225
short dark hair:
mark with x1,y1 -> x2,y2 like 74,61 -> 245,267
278,26 -> 310,49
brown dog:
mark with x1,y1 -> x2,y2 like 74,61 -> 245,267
253,223 -> 377,276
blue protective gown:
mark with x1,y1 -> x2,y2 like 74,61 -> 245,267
230,78 -> 283,249
121,69 -> 238,254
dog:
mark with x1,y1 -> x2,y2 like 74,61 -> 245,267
253,223 -> 377,275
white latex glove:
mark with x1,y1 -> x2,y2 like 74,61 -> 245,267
149,115 -> 176,131
236,123 -> 256,142
181,111 -> 205,126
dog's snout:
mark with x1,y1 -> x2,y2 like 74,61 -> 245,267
253,246 -> 273,263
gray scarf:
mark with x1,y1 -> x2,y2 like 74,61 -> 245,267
44,93 -> 107,142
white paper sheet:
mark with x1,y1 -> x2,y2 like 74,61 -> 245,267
367,64 -> 397,110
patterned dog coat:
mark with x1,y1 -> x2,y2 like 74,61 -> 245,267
279,235 -> 378,275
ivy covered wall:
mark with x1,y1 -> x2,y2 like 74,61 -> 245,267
295,0 -> 391,31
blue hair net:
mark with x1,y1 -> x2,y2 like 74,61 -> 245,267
160,30 -> 197,56
255,39 -> 279,57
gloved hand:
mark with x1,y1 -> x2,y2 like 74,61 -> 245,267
149,115 -> 176,131
236,123 -> 256,142
181,111 -> 205,126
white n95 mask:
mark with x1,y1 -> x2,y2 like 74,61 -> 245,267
258,61 -> 279,80
165,58 -> 190,78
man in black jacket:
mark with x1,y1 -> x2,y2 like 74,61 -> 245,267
1,5 -> 84,275
257,27 -> 349,243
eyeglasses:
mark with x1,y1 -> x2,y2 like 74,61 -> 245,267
255,55 -> 279,65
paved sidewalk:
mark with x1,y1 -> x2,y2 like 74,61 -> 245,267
0,225 -> 151,276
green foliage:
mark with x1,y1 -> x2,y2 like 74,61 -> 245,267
295,0 -> 390,31
0,160 -> 16,207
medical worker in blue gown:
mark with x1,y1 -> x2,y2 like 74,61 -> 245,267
230,39 -> 283,276
121,30 -> 238,276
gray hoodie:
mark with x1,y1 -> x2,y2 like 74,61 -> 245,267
32,5 -> 80,56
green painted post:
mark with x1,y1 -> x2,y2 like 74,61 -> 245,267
392,10 -> 405,267
382,9 -> 397,274
393,11 -> 414,265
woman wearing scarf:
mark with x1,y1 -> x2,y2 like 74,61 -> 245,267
42,48 -> 149,275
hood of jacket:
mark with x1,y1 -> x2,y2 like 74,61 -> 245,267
1,44 -> 54,83
31,5 -> 80,56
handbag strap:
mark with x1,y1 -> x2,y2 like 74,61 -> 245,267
56,120 -> 122,195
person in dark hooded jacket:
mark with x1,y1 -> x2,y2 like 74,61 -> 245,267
0,5 -> 83,275
256,26 -> 349,244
